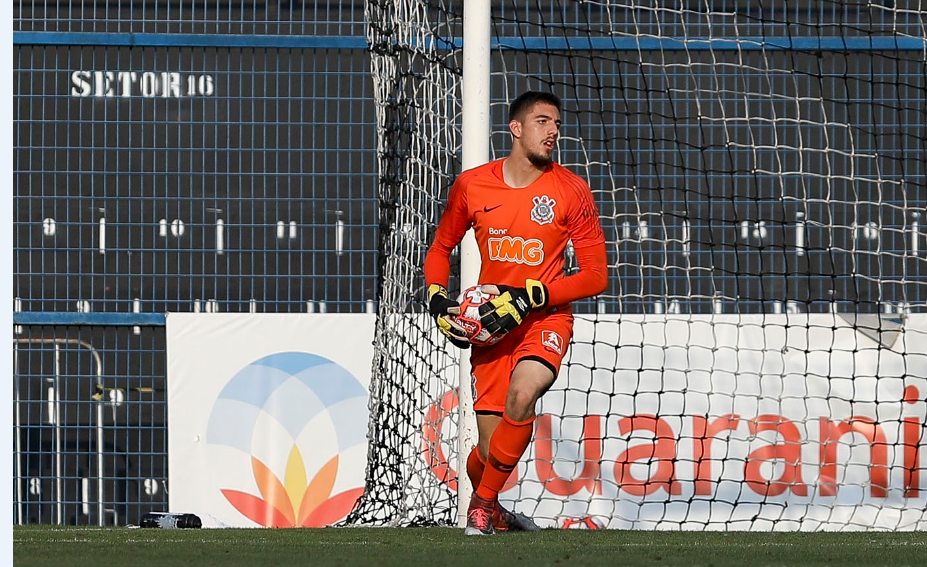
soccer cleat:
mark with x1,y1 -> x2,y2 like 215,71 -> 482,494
493,502 -> 541,532
464,494 -> 496,536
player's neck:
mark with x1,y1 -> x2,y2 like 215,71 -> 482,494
501,154 -> 548,188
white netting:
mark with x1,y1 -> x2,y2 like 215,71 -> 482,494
351,0 -> 927,529
345,0 -> 463,525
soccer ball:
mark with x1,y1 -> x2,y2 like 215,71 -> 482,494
449,285 -> 504,347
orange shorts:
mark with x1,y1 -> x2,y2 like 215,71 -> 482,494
468,310 -> 574,413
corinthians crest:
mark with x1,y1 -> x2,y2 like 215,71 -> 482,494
530,195 -> 557,226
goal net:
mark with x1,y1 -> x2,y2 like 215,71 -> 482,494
349,0 -> 927,530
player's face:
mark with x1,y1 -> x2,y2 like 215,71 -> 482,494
513,102 -> 561,167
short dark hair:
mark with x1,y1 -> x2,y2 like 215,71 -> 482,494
508,91 -> 562,122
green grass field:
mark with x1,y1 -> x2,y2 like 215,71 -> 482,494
13,526 -> 927,567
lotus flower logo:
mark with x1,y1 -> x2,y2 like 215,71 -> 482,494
221,446 -> 364,527
206,352 -> 367,527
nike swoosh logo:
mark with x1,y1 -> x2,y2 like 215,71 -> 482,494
482,205 -> 502,213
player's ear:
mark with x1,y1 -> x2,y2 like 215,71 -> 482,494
509,119 -> 522,139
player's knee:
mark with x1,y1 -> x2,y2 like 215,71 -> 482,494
504,387 -> 538,421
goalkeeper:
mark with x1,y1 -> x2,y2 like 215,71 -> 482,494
424,91 -> 608,535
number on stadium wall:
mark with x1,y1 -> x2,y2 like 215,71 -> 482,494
143,479 -> 160,496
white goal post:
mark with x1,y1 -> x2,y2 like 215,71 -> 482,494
456,0 -> 491,529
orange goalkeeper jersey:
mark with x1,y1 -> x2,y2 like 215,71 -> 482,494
425,159 -> 606,307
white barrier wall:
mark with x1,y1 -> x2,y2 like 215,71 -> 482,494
166,312 -> 927,530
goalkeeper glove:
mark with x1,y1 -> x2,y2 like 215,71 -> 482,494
427,284 -> 470,349
477,279 -> 549,336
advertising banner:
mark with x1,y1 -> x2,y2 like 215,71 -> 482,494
425,314 -> 927,530
166,313 -> 374,527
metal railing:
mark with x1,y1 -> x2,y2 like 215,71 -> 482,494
14,338 -> 105,525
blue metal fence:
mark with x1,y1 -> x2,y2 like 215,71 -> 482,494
488,47 -> 926,314
14,3 -> 380,526
13,326 -> 166,525
14,41 -> 380,315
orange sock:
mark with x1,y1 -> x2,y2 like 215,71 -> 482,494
475,413 -> 535,501
466,447 -> 485,490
